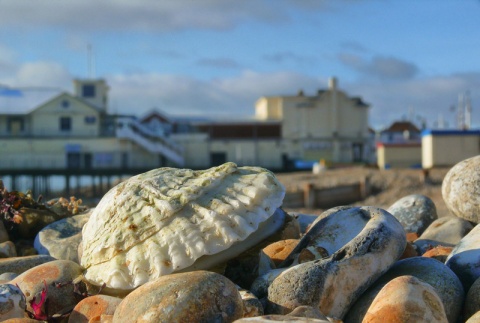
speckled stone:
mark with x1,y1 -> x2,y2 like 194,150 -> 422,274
113,270 -> 243,323
238,287 -> 264,318
418,216 -> 473,245
464,276 -> 480,320
344,256 -> 464,323
267,206 -> 406,319
0,241 -> 17,258
442,155 -> 480,223
250,268 -> 286,300
278,206 -> 385,268
68,294 -> 121,323
10,260 -> 85,317
387,194 -> 438,235
362,275 -> 448,323
0,255 -> 55,275
446,223 -> 480,291
34,211 -> 91,263
288,306 -> 330,320
0,284 -> 26,320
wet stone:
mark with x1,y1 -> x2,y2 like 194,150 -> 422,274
464,276 -> 480,320
387,194 -> 437,235
446,223 -> 480,291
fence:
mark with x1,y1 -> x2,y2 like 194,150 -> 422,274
282,177 -> 370,209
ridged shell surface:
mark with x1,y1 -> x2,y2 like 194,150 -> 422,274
81,162 -> 285,290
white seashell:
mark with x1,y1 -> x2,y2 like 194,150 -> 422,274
81,162 -> 285,291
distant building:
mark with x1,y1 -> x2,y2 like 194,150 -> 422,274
379,121 -> 421,143
0,77 -> 370,173
376,120 -> 422,169
422,129 -> 480,168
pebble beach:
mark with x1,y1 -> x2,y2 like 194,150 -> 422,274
0,157 -> 480,322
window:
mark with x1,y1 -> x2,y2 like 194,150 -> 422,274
82,84 -> 96,97
61,100 -> 70,108
85,116 -> 96,124
60,117 -> 72,131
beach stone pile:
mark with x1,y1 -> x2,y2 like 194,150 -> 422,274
1,157 -> 480,322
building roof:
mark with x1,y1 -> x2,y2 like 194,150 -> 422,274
0,86 -> 64,115
421,129 -> 480,136
383,121 -> 420,133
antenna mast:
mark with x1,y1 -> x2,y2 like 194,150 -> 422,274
87,44 -> 96,78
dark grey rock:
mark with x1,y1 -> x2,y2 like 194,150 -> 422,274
387,194 -> 437,235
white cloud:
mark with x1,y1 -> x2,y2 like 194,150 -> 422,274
345,73 -> 480,129
107,70 -> 480,131
15,62 -> 72,89
107,70 -> 322,117
0,45 -> 17,79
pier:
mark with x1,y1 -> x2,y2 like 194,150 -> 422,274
0,168 -> 154,200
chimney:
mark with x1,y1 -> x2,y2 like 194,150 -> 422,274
328,77 -> 337,91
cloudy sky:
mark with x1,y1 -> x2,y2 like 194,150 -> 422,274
1,0 -> 480,129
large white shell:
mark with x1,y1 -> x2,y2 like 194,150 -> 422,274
81,162 -> 285,290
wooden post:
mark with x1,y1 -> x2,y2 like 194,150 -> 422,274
65,175 -> 71,196
304,183 -> 316,209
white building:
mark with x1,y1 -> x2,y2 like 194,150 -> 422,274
0,77 -> 371,173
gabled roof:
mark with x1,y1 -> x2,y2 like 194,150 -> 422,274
383,121 -> 420,133
0,86 -> 63,115
139,109 -> 172,124
35,92 -> 103,114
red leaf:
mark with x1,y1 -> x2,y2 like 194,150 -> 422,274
30,280 -> 48,320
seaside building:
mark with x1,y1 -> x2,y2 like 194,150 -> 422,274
0,77 -> 371,179
376,120 -> 422,169
422,129 -> 480,168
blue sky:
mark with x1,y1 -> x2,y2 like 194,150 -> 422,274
1,0 -> 479,129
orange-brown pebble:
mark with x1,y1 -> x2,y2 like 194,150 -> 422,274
422,246 -> 453,263
262,239 -> 299,266
68,295 -> 122,323
406,232 -> 419,242
88,314 -> 114,323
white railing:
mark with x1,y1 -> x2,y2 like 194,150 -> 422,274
116,118 -> 185,166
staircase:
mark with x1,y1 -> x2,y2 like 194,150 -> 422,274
116,118 -> 184,166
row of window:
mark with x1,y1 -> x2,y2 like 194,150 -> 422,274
59,116 -> 96,131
